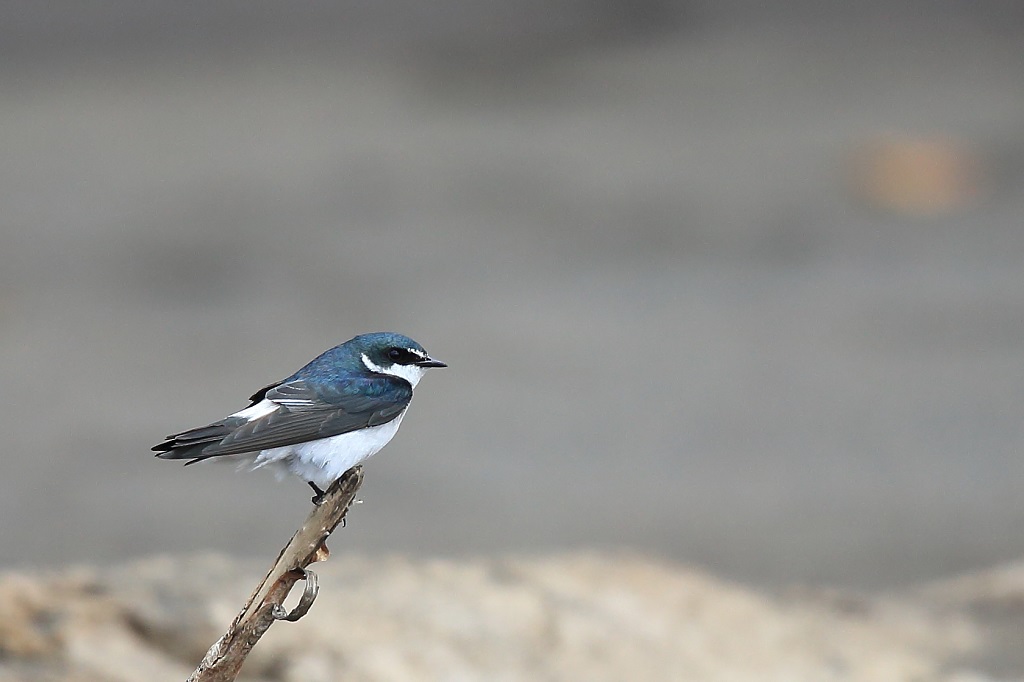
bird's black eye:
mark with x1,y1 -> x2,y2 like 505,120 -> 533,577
386,347 -> 421,365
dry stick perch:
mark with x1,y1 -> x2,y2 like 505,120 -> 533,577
188,465 -> 365,682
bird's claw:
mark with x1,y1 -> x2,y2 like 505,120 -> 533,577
308,481 -> 326,505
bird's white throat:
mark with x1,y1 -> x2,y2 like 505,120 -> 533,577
361,353 -> 427,387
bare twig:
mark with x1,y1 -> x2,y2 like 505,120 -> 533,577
187,466 -> 365,682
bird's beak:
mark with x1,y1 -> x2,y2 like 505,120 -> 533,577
416,356 -> 447,368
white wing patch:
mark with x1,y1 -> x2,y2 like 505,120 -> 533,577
229,399 -> 278,421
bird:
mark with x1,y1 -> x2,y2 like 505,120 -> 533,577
153,332 -> 446,501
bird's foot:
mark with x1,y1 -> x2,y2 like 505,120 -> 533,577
308,481 -> 326,505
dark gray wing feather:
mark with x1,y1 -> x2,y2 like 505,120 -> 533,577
154,377 -> 412,461
248,380 -> 284,404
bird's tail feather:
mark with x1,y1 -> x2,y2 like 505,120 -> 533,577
152,419 -> 242,464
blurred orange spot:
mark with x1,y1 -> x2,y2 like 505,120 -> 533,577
849,135 -> 983,215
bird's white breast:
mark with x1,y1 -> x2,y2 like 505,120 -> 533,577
249,410 -> 407,489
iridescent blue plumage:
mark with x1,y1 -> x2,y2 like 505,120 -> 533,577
153,332 -> 445,491
288,332 -> 428,384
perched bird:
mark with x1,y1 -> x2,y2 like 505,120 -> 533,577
153,332 -> 446,499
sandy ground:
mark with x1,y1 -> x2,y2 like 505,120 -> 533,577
1,16 -> 1023,587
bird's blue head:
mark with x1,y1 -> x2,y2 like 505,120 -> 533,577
294,332 -> 446,387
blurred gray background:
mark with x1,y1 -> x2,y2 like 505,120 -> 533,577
1,1 -> 1023,588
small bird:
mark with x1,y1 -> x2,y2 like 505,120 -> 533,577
153,332 -> 446,500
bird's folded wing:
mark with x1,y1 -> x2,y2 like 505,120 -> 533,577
157,378 -> 411,458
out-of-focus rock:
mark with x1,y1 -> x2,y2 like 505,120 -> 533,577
1,552 -> 1019,681
849,135 -> 984,214
0,566 -> 192,682
915,560 -> 1024,677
